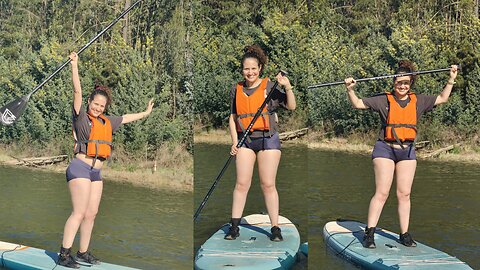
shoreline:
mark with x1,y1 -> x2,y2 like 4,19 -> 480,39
0,153 -> 193,192
195,129 -> 480,164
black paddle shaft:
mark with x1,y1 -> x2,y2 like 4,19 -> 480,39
0,0 -> 142,126
193,70 -> 287,221
307,66 -> 459,89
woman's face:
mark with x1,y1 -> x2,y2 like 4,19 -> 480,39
242,57 -> 262,86
393,75 -> 412,98
88,94 -> 107,117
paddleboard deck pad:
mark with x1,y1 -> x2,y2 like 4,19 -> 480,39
0,241 -> 139,270
323,220 -> 473,270
195,214 -> 300,270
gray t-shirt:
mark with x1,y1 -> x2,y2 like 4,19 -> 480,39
73,104 -> 123,154
230,80 -> 287,138
362,93 -> 437,141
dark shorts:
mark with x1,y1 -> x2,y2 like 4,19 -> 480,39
371,140 -> 416,163
66,158 -> 102,182
238,132 -> 281,152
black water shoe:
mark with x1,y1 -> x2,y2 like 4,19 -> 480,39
76,250 -> 100,264
57,247 -> 80,269
224,226 -> 240,240
270,226 -> 283,242
363,227 -> 376,248
399,232 -> 417,247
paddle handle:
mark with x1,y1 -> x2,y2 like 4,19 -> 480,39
30,0 -> 142,96
307,66 -> 459,89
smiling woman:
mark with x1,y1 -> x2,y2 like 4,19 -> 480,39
343,60 -> 459,249
58,52 -> 155,268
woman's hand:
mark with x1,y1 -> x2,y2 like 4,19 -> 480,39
449,65 -> 458,82
69,52 -> 78,67
276,72 -> 292,91
345,77 -> 356,91
145,98 -> 154,115
230,144 -> 239,156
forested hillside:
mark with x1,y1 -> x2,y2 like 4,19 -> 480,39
192,0 -> 480,142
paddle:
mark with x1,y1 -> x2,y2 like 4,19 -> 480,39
0,0 -> 143,126
194,70 -> 287,221
307,66 -> 461,89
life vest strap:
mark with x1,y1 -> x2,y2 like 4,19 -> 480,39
384,124 -> 417,149
236,111 -> 273,143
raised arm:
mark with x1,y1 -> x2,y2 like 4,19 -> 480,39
70,52 -> 82,115
435,65 -> 458,106
121,98 -> 154,124
345,78 -> 369,109
276,72 -> 296,110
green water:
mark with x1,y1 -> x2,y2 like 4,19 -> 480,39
194,143 -> 308,269
0,165 -> 192,270
309,149 -> 480,269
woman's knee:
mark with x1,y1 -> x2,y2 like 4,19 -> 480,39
70,211 -> 86,222
396,190 -> 411,201
373,191 -> 389,203
260,181 -> 277,193
234,181 -> 251,193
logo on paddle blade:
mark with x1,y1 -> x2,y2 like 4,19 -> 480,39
1,108 -> 16,125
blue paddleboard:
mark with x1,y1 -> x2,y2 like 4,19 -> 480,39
323,220 -> 473,270
0,241 -> 139,270
299,242 -> 308,257
195,214 -> 300,270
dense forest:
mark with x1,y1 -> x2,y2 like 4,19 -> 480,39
192,0 -> 480,144
0,0 -> 192,160
1,0 -> 479,158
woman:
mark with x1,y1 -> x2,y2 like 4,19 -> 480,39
225,45 -> 296,242
58,52 -> 154,268
344,61 -> 458,248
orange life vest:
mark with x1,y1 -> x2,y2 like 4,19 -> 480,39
73,113 -> 113,159
235,78 -> 271,133
385,92 -> 417,145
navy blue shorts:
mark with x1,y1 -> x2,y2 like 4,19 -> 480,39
66,158 -> 102,182
238,132 -> 281,152
372,140 -> 416,163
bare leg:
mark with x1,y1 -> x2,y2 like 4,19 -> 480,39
367,158 -> 395,228
79,181 -> 103,252
257,149 -> 281,226
231,148 -> 256,218
62,178 -> 91,248
395,160 -> 417,233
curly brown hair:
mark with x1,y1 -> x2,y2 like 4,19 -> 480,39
89,85 -> 113,111
241,44 -> 268,75
394,60 -> 417,87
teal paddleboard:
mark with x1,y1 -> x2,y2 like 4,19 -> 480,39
0,241 -> 139,270
195,214 -> 300,270
323,220 -> 473,270
299,242 -> 308,257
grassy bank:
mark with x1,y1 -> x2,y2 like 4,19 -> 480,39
194,129 -> 480,164
0,144 -> 193,192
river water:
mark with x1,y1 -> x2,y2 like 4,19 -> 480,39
194,143 -> 308,269
309,149 -> 480,269
0,165 -> 192,270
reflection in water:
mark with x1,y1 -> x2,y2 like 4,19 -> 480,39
0,165 -> 192,270
194,143 -> 308,270
309,149 -> 480,270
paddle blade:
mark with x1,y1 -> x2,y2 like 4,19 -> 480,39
0,94 -> 31,125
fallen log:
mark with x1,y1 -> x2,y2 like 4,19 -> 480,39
279,128 -> 309,141
11,155 -> 68,167
420,143 -> 462,159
